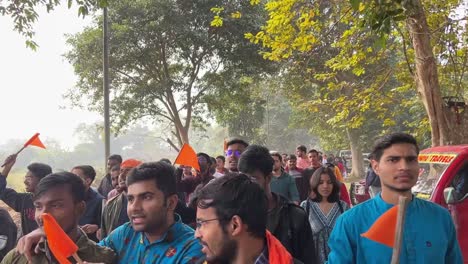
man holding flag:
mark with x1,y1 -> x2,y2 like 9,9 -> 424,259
327,133 -> 463,263
0,154 -> 51,236
1,172 -> 116,263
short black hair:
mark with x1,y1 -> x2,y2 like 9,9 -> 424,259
238,145 -> 273,177
216,155 -> 225,163
159,158 -> 172,164
27,163 -> 52,180
309,167 -> 341,203
126,161 -> 177,199
371,133 -> 419,161
226,138 -> 249,148
197,173 -> 267,239
288,154 -> 297,161
270,151 -> 282,162
197,152 -> 212,166
308,149 -> 319,155
72,165 -> 96,182
34,172 -> 85,203
108,154 -> 123,163
296,145 -> 307,152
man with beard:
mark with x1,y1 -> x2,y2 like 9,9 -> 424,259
195,173 -> 302,264
225,139 -> 249,173
107,165 -> 122,200
99,161 -> 203,263
0,154 -> 51,236
100,158 -> 141,238
238,145 -> 316,264
2,172 -> 116,263
327,133 -> 463,263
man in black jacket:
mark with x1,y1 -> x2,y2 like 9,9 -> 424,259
0,154 -> 52,236
238,145 -> 317,264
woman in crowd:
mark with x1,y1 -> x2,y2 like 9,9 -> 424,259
300,166 -> 349,263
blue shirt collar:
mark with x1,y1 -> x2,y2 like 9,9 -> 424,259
139,214 -> 184,245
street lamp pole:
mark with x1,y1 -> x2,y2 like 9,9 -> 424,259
103,6 -> 111,168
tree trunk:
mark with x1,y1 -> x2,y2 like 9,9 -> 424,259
178,126 -> 190,145
405,0 -> 450,146
347,128 -> 365,179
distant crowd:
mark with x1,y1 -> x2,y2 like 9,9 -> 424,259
0,133 -> 463,263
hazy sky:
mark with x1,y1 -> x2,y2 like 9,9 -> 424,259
0,5 -> 100,149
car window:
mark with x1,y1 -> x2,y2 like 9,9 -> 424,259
413,163 -> 450,200
452,161 -> 468,201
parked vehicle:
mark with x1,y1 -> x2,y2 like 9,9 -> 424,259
349,145 -> 468,262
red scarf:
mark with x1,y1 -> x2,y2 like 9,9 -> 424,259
266,230 -> 293,264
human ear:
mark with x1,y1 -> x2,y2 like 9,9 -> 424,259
166,194 -> 179,211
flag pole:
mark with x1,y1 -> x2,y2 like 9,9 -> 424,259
390,196 -> 409,264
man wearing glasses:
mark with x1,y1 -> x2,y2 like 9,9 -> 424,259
225,138 -> 249,172
195,173 -> 303,264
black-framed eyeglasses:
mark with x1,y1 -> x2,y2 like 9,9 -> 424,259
196,218 -> 220,229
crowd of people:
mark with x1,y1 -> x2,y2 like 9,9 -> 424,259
0,133 -> 463,263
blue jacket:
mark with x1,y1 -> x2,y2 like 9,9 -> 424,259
327,194 -> 463,264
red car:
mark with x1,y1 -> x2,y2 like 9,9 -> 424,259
350,145 -> 468,262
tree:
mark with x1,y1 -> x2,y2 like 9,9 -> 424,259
0,0 -> 107,49
216,0 -> 468,147
65,0 -> 270,147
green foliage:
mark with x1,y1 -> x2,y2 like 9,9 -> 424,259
1,0 -> 108,49
64,0 -> 271,146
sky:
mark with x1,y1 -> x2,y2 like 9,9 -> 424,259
0,5 -> 100,149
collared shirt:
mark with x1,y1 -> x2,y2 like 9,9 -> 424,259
1,229 -> 116,264
254,246 -> 269,264
270,171 -> 300,202
99,214 -> 203,263
327,194 -> 463,264
0,174 -> 37,236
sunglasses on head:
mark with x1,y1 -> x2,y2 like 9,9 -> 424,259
225,149 -> 242,157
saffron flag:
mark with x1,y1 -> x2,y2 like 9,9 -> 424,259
24,133 -> 46,149
361,205 -> 399,248
174,143 -> 200,172
42,213 -> 78,264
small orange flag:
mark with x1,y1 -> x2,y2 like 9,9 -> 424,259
24,133 -> 46,149
42,213 -> 78,264
174,143 -> 200,172
361,205 -> 398,248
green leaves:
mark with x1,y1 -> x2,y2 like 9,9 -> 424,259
350,0 -> 361,11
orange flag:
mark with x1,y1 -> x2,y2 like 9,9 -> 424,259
174,143 -> 200,172
42,213 -> 79,264
361,205 -> 399,248
24,133 -> 46,149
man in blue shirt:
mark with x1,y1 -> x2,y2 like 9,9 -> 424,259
327,133 -> 463,263
99,161 -> 203,263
